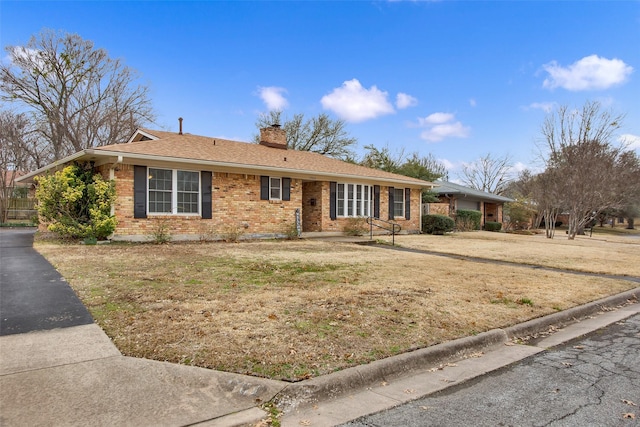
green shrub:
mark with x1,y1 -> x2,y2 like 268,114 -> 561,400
485,221 -> 502,232
35,163 -> 116,240
422,214 -> 455,235
455,209 -> 481,231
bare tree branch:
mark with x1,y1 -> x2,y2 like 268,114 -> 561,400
254,110 -> 357,160
1,29 -> 155,163
458,153 -> 514,195
538,100 -> 636,239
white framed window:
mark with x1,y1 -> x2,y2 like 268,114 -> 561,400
336,183 -> 372,217
148,168 -> 200,215
270,177 -> 282,200
393,188 -> 404,218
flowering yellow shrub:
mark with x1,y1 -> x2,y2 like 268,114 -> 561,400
35,164 -> 116,240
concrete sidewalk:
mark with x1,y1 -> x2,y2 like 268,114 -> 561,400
0,324 -> 283,426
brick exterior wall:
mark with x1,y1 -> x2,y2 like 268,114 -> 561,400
484,203 -> 504,224
431,195 -> 506,227
35,163 -> 424,239
426,202 -> 450,216
302,182 -> 422,235
301,181 -> 324,232
111,164 -> 303,240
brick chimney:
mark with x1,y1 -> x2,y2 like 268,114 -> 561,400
259,124 -> 287,149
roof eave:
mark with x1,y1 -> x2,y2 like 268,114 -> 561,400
15,151 -> 89,183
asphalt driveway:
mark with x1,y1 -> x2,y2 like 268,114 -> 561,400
0,228 -> 94,336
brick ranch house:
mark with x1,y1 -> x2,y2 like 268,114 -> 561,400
18,125 -> 433,241
426,181 -> 513,227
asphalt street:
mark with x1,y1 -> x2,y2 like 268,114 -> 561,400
341,314 -> 640,427
0,228 -> 94,335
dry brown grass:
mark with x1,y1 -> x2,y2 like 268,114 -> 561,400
35,231 -> 639,381
377,229 -> 640,276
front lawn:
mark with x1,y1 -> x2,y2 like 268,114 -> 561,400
36,231 -> 639,380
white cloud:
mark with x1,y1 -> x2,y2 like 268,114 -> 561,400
257,86 -> 289,110
419,112 -> 455,126
542,55 -> 633,91
4,46 -> 44,67
420,121 -> 470,142
396,92 -> 418,109
526,102 -> 556,113
415,112 -> 470,142
321,79 -> 395,122
439,158 -> 456,171
620,134 -> 640,150
510,162 -> 529,174
469,98 -> 477,107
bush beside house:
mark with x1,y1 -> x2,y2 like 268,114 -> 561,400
455,209 -> 482,231
422,214 -> 455,234
484,221 -> 502,232
35,164 -> 116,240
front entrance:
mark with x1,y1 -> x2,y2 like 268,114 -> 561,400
301,181 -> 324,232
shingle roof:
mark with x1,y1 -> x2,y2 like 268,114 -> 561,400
432,181 -> 513,202
89,129 -> 431,187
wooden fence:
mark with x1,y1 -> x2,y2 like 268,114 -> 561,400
5,198 -> 37,220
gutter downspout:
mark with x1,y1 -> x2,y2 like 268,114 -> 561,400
109,156 -> 123,217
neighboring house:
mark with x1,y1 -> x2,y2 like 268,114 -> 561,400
426,181 -> 513,227
17,125 -> 433,240
1,170 -> 36,221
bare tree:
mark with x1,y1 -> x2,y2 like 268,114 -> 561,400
254,110 -> 357,160
0,110 -> 32,222
0,29 -> 155,162
539,101 -> 636,239
530,168 -> 565,238
458,153 -> 513,195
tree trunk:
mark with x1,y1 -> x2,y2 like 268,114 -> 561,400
567,214 -> 578,240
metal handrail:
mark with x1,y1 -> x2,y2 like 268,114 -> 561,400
367,217 -> 401,245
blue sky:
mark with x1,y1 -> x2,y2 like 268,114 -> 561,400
1,1 -> 639,180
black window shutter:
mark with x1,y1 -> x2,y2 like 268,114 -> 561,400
260,176 -> 269,200
405,188 -> 411,220
282,178 -> 291,201
388,187 -> 395,220
329,182 -> 337,220
201,171 -> 212,219
373,185 -> 380,219
133,165 -> 147,219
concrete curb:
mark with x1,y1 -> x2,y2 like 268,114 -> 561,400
274,286 -> 640,412
503,286 -> 639,340
274,329 -> 508,411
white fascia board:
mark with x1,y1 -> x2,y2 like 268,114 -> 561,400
15,151 -> 88,183
126,129 -> 159,143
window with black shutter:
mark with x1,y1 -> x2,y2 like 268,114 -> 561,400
133,165 -> 147,218
405,188 -> 411,220
260,176 -> 290,201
